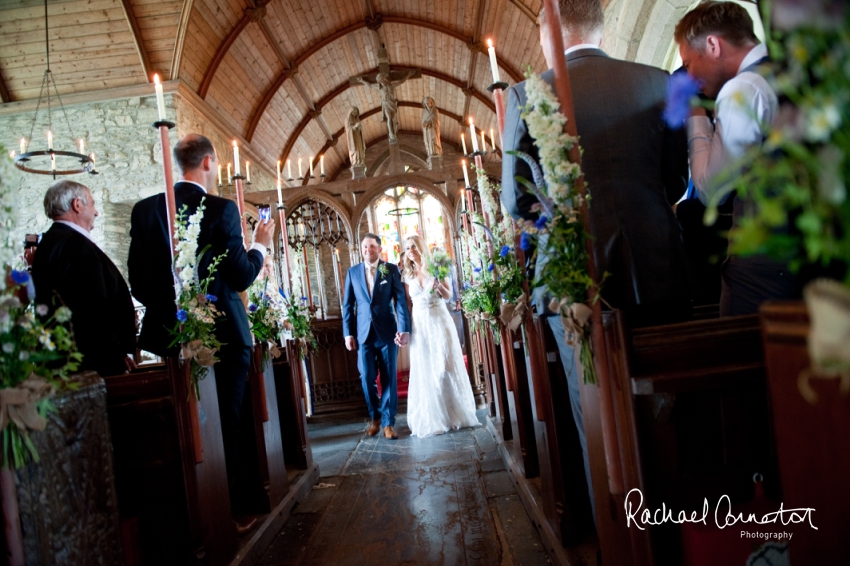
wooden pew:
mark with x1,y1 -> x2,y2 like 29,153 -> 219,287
272,344 -> 313,470
584,311 -> 778,566
105,361 -> 236,565
501,326 -> 539,479
760,302 -> 850,566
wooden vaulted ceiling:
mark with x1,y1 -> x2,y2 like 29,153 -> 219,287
0,0 -> 548,180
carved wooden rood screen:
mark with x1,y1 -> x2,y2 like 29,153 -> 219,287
283,198 -> 362,419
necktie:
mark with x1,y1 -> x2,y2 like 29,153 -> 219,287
368,264 -> 376,297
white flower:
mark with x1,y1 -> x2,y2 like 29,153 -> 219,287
36,304 -> 49,316
805,102 -> 841,142
2,342 -> 13,353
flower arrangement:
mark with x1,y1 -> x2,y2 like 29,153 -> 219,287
247,276 -> 288,363
507,69 -> 597,384
377,263 -> 389,279
168,199 -> 227,399
283,295 -> 317,359
1,148 -> 81,469
427,249 -> 452,294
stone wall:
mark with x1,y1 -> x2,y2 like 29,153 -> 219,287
0,93 -> 178,278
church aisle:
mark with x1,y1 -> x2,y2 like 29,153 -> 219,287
257,412 -> 552,566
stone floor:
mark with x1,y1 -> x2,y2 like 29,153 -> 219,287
257,411 -> 551,566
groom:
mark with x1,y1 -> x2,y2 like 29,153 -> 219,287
343,233 -> 411,439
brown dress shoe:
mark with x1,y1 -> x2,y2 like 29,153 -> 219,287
383,425 -> 398,439
234,517 -> 258,537
366,420 -> 381,436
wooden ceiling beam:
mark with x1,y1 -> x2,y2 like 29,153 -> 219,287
198,14 -> 251,98
170,0 -> 194,80
120,0 -> 153,81
278,68 -> 495,165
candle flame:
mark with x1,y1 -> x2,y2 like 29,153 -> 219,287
233,140 -> 237,147
469,118 -> 474,126
487,38 -> 493,48
153,73 -> 160,85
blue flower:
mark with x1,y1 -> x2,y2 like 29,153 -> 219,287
463,284 -> 470,290
248,304 -> 258,312
10,270 -> 29,285
520,232 -> 532,251
205,294 -> 217,302
487,263 -> 495,272
499,245 -> 510,258
176,309 -> 188,322
473,267 -> 482,273
534,215 -> 548,230
279,287 -> 286,298
301,296 -> 308,302
663,71 -> 701,129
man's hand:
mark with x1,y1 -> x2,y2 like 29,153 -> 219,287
345,336 -> 357,351
124,355 -> 137,373
395,332 -> 410,347
253,216 -> 276,249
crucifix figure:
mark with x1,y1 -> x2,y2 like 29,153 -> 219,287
350,45 -> 421,143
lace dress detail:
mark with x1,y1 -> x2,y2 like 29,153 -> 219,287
406,275 -> 479,437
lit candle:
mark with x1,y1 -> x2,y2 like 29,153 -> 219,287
287,159 -> 292,179
298,157 -> 303,178
218,164 -> 222,186
51,153 -> 56,171
276,160 -> 281,181
486,39 -> 501,84
460,188 -> 467,211
20,138 -> 26,154
481,131 -> 487,152
90,153 -> 96,169
490,128 -> 496,151
462,159 -> 471,187
227,162 -> 232,182
232,141 -> 241,175
47,130 -> 53,150
309,155 -> 314,177
9,151 -> 14,159
334,248 -> 340,263
320,154 -> 325,176
153,74 -> 166,121
276,178 -> 283,206
79,138 -> 85,155
469,120 -> 479,152
461,133 -> 468,155
246,161 -> 251,183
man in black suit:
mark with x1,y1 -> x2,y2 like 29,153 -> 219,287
501,0 -> 691,525
128,134 -> 275,524
32,180 -> 137,376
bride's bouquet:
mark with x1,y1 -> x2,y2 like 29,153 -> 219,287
426,249 -> 451,294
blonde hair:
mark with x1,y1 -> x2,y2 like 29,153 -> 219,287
402,234 -> 429,281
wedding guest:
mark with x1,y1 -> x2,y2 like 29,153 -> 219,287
675,1 -> 800,315
501,0 -> 691,524
128,133 -> 275,533
32,180 -> 137,376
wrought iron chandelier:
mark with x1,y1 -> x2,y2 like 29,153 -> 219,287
12,0 -> 95,178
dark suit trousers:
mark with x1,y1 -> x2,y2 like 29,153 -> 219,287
214,341 -> 252,500
358,327 -> 398,427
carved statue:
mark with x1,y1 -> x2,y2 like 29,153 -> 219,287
345,107 -> 366,167
356,70 -> 416,143
421,97 -> 442,158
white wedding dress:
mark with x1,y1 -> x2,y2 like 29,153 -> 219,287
406,275 -> 480,437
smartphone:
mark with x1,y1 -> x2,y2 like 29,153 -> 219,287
259,206 -> 271,222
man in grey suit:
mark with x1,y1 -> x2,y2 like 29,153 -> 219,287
501,0 -> 691,524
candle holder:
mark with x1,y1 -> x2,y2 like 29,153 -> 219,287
287,177 -> 294,183
232,174 -> 250,185
486,82 -> 509,93
153,120 -> 176,130
13,150 -> 94,178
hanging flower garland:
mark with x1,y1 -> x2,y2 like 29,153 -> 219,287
508,70 -> 599,384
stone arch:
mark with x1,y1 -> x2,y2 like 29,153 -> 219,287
281,189 -> 356,248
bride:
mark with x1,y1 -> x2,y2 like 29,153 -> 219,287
400,235 -> 479,437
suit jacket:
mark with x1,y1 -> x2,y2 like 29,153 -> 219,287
341,261 -> 411,345
128,181 -> 263,356
502,48 -> 690,311
32,222 -> 136,376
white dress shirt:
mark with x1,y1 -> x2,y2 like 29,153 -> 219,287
180,180 -> 267,259
687,44 -> 776,206
54,219 -> 94,242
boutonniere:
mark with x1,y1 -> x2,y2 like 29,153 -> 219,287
377,263 -> 389,279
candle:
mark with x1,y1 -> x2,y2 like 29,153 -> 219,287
51,153 -> 56,171
153,74 -> 166,121
309,156 -> 314,177
320,154 -> 325,176
9,151 -> 14,159
298,157 -> 303,178
227,163 -> 232,182
287,159 -> 292,179
461,133 -> 468,155
90,153 -> 96,169
490,128 -> 496,151
277,160 -> 281,181
486,39 -> 501,84
218,165 -> 222,186
276,178 -> 283,206
460,188 -> 467,211
469,120 -> 479,152
47,130 -> 53,150
462,159 -> 470,187
246,161 -> 251,183
20,138 -> 26,154
232,141 -> 241,175
334,248 -> 340,263
481,131 -> 487,152
79,138 -> 85,155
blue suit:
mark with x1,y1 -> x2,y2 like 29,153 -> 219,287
342,261 -> 411,427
